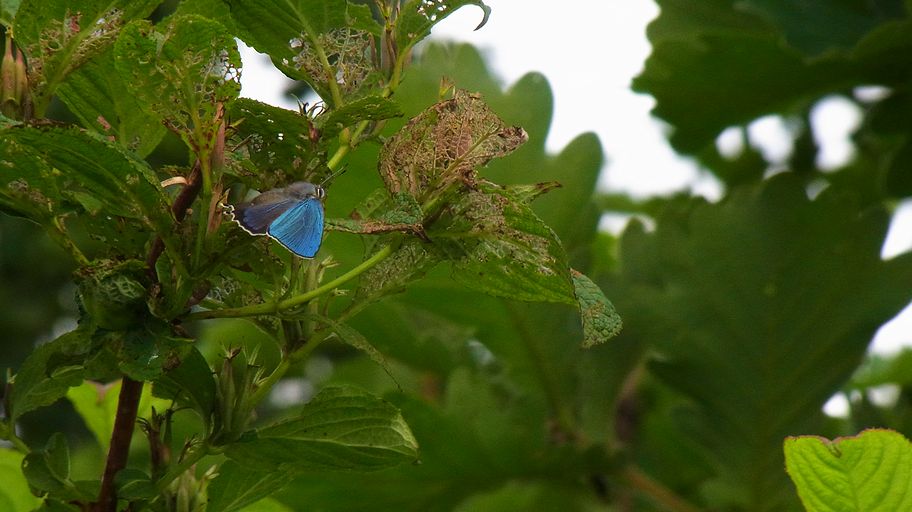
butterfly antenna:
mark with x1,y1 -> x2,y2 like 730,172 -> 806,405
320,166 -> 347,187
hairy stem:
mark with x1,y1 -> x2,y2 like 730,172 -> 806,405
93,378 -> 144,512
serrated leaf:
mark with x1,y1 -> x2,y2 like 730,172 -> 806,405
395,0 -> 491,52
436,182 -> 575,305
379,89 -> 527,199
10,329 -> 93,421
12,0 -> 160,113
57,46 -> 165,157
21,433 -> 70,494
633,31 -> 853,154
206,460 -> 296,512
225,386 -> 418,471
0,124 -> 171,232
354,239 -> 443,304
615,174 -> 912,509
784,429 -> 912,512
0,449 -> 41,512
318,95 -> 402,138
114,15 -> 240,148
152,347 -> 216,425
227,0 -> 380,103
309,315 -> 396,384
228,98 -> 325,189
571,270 -> 621,348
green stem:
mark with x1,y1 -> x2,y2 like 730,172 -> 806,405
186,244 -> 394,320
154,442 -> 210,493
621,466 -> 703,512
6,431 -> 28,453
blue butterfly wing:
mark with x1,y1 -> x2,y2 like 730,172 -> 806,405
267,198 -> 324,258
232,199 -> 299,235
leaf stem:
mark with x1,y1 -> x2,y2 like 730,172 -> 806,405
154,442 -> 211,493
620,466 -> 703,512
186,243 -> 394,320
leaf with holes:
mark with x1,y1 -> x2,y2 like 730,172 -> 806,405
12,0 -> 160,113
434,181 -> 574,305
396,0 -> 491,53
57,45 -> 165,157
227,0 -> 381,103
114,15 -> 240,149
379,90 -> 527,200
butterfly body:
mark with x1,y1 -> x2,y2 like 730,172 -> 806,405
231,181 -> 325,258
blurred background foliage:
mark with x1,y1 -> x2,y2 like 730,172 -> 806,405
4,0 -> 912,511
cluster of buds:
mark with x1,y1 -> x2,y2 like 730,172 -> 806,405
1,35 -> 31,119
212,348 -> 261,444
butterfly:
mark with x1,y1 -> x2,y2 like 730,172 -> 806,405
230,181 -> 326,258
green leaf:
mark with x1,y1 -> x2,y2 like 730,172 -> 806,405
227,0 -> 381,103
614,174 -> 912,509
67,380 -> 168,452
57,45 -> 166,157
0,449 -> 41,512
114,15 -> 240,148
633,31 -> 854,153
9,329 -> 93,421
206,460 -> 296,512
0,124 -> 171,230
237,498 -> 294,512
114,468 -> 156,500
309,315 -> 396,384
353,238 -> 443,305
152,347 -> 217,425
378,89 -> 527,199
784,429 -> 912,512
21,433 -> 70,494
0,0 -> 21,26
395,0 -> 491,52
318,95 -> 402,138
226,386 -> 418,471
571,270 -> 622,348
739,0 -> 905,56
436,182 -> 575,305
227,98 -> 325,189
13,0 -> 160,112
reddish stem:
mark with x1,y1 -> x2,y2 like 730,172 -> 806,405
93,378 -> 144,512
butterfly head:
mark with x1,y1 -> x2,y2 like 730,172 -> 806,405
285,181 -> 325,201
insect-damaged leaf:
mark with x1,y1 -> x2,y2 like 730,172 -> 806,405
378,90 -> 527,200
396,0 -> 491,53
434,181 -> 575,305
571,270 -> 622,348
12,0 -> 161,111
114,15 -> 240,147
227,0 -> 381,103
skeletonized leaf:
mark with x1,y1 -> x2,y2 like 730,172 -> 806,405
227,0 -> 381,103
226,386 -> 418,471
379,90 -> 527,199
435,182 -> 575,305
